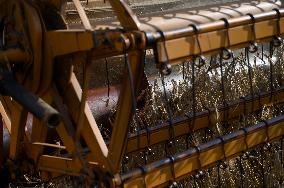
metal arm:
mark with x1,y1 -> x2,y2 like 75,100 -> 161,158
0,65 -> 60,128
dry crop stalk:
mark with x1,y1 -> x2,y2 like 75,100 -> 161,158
0,0 -> 284,187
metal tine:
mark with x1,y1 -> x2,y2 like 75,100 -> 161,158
186,60 -> 196,149
239,74 -> 248,129
122,154 -> 130,173
207,53 -> 236,75
281,136 -> 283,165
239,127 -> 249,152
202,102 -> 213,142
268,41 -> 276,101
260,119 -> 270,144
216,136 -> 228,187
157,30 -> 172,75
104,58 -> 110,99
253,43 -> 266,64
195,169 -> 206,187
186,146 -> 203,188
145,126 -> 153,161
219,160 -> 229,182
220,18 -> 234,61
219,50 -> 229,131
182,61 -> 185,80
261,44 -> 264,61
217,136 -> 227,161
122,40 -> 143,167
139,117 -> 152,164
260,145 -> 267,187
160,69 -> 176,155
245,46 -> 255,120
136,116 -> 146,165
261,119 -> 274,186
205,127 -> 214,143
189,24 -> 206,68
240,125 -> 254,186
206,56 -> 216,73
194,145 -> 202,173
123,40 -> 137,115
191,59 -> 196,128
201,102 -> 211,125
260,119 -> 271,186
227,54 -> 237,89
168,156 -> 178,188
193,174 -> 198,188
272,8 -> 283,47
186,61 -> 191,80
237,155 -> 245,188
246,13 -> 258,53
121,40 -> 139,135
217,161 -> 222,188
269,32 -> 283,102
135,115 -> 146,165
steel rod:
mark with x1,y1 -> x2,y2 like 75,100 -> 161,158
153,9 -> 284,41
155,9 -> 284,64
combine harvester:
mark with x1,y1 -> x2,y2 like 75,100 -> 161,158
0,0 -> 284,187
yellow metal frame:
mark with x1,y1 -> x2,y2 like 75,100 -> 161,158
120,114 -> 284,187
